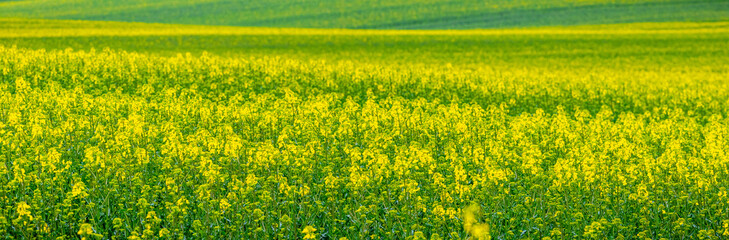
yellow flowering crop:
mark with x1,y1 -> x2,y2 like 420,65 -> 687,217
0,19 -> 728,239
302,226 -> 318,240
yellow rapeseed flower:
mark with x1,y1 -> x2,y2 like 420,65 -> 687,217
302,225 -> 317,240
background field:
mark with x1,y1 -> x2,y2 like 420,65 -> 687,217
2,18 -> 728,70
1,0 -> 728,28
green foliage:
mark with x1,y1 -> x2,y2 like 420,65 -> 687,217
0,0 -> 727,28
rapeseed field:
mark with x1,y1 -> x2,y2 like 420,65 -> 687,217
0,18 -> 728,240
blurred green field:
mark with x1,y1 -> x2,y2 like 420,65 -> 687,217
0,0 -> 727,28
2,18 -> 728,69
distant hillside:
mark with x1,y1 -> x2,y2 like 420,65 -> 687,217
0,0 -> 727,29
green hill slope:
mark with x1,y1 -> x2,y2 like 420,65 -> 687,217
0,0 -> 727,29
